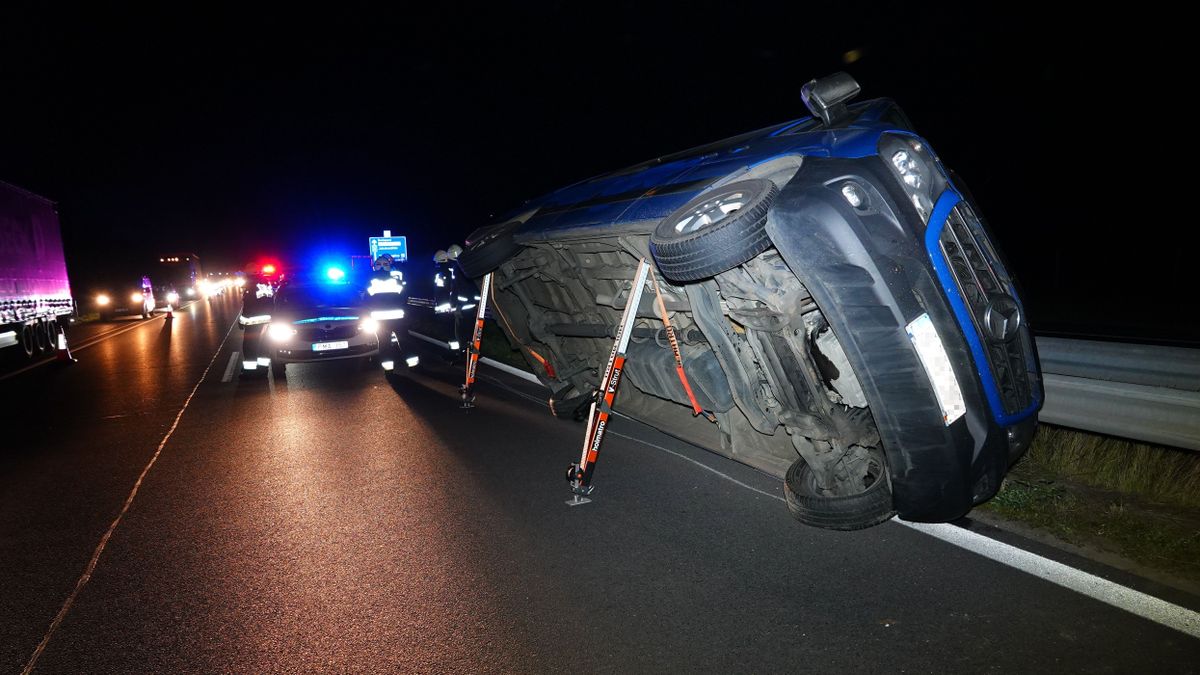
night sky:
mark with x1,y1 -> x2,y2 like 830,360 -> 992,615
1,5 -> 1189,342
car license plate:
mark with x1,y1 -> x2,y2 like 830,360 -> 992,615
312,341 -> 349,352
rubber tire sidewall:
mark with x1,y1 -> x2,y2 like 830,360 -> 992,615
783,453 -> 896,531
458,220 -> 524,278
649,178 -> 779,283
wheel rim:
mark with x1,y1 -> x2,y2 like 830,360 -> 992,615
801,447 -> 885,497
673,190 -> 748,234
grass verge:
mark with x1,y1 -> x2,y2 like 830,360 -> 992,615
980,424 -> 1200,585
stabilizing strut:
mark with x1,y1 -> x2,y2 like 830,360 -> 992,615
460,272 -> 492,408
565,258 -> 651,505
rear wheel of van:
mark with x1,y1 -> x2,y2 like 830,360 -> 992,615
458,221 -> 524,278
649,179 -> 779,282
783,446 -> 895,531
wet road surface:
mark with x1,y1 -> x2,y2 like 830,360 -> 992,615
2,295 -> 1198,673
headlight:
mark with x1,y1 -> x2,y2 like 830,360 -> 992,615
186,288 -> 195,297
97,294 -> 111,306
879,134 -> 948,224
166,291 -> 179,303
267,322 -> 296,342
360,317 -> 380,333
370,309 -> 405,320
131,292 -> 143,303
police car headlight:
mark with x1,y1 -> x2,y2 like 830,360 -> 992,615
267,322 -> 296,342
879,133 -> 948,225
97,294 -> 111,306
369,309 -> 405,320
360,318 -> 380,333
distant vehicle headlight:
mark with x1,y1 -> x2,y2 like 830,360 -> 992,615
131,292 -> 143,303
166,291 -> 180,303
186,288 -> 195,297
97,294 -> 111,306
360,317 -> 380,333
234,277 -> 246,287
267,322 -> 296,342
879,133 -> 948,225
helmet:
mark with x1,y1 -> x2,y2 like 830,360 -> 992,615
373,254 -> 395,271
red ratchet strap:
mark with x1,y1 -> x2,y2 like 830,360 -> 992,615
648,267 -> 716,422
487,273 -> 557,380
525,347 -> 557,379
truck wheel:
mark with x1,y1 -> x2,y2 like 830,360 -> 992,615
20,324 -> 36,358
33,320 -> 51,354
783,447 -> 895,531
458,221 -> 524,278
45,319 -> 60,350
649,179 -> 779,282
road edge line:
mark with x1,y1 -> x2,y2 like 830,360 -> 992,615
21,316 -> 237,674
414,328 -> 1200,639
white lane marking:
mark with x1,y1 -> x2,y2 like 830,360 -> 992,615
611,428 -> 1200,640
425,331 -> 1200,638
480,357 -> 540,383
896,520 -> 1200,638
0,317 -> 162,382
21,316 -> 237,675
408,330 -> 452,349
407,330 -> 542,384
610,431 -> 783,501
0,301 -> 204,382
220,351 -> 240,383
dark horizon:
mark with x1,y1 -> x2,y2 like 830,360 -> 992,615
2,4 -> 1190,342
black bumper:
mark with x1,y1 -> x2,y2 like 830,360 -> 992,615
767,158 -> 1041,522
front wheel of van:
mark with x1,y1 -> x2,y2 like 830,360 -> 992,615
783,446 -> 895,531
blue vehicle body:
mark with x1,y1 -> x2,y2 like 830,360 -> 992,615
513,101 -> 889,240
468,86 -> 1042,528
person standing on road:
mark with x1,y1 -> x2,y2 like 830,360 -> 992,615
366,254 -> 409,371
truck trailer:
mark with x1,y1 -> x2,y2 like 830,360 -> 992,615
0,180 -> 75,359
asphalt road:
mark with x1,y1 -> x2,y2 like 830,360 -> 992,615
2,295 -> 1198,673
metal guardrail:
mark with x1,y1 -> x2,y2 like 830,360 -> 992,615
1036,337 -> 1200,451
408,311 -> 1200,451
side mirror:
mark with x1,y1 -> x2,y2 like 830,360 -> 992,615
801,72 -> 861,127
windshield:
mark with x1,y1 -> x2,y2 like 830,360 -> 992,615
276,282 -> 365,316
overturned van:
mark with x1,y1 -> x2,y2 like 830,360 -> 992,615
458,73 -> 1041,530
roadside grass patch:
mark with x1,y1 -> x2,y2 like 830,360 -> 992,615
981,424 -> 1200,584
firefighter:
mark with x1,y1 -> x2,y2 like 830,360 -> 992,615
366,254 -> 411,372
